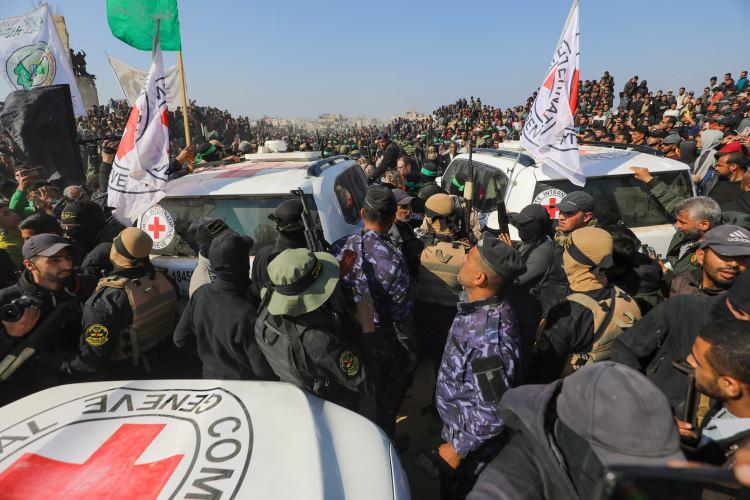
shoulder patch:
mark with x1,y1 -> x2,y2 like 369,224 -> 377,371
84,323 -> 109,347
338,350 -> 360,377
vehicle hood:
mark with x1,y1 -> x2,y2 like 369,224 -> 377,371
0,380 -> 409,499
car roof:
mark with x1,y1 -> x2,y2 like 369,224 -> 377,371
458,141 -> 689,180
163,156 -> 356,197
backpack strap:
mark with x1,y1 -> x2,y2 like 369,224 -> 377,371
95,276 -> 129,292
567,288 -> 617,342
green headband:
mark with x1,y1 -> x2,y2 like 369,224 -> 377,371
452,177 -> 465,192
420,167 -> 438,177
195,143 -> 217,163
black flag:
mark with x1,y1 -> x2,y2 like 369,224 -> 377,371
0,84 -> 84,186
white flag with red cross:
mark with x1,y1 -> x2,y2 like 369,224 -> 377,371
107,44 -> 170,225
521,0 -> 584,186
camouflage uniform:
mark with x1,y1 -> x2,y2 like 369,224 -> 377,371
436,295 -> 520,458
331,229 -> 415,339
332,229 -> 416,437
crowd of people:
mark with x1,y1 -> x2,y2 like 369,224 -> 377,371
0,68 -> 749,499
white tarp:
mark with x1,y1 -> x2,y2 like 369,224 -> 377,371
521,0 -> 583,186
107,45 -> 170,225
107,53 -> 182,111
0,4 -> 84,116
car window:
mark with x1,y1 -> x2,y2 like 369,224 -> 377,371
443,159 -> 508,212
334,166 -> 367,224
532,171 -> 692,227
152,195 -> 318,257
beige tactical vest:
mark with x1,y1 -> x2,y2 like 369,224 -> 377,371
97,271 -> 177,365
418,240 -> 470,306
566,287 -> 641,372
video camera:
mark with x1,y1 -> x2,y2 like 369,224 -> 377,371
1,296 -> 43,323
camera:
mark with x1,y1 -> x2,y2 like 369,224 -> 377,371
1,296 -> 43,323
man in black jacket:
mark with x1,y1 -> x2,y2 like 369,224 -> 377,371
62,228 -> 177,377
612,269 -> 750,415
468,362 -> 683,500
0,234 -> 81,405
369,132 -> 401,183
60,200 -> 125,277
540,191 -> 597,311
175,232 -> 273,380
250,198 -> 318,301
528,227 -> 640,383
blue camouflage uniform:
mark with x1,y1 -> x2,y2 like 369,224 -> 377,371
331,229 -> 416,340
436,294 -> 520,458
332,228 -> 416,437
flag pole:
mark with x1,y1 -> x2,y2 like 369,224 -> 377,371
177,50 -> 191,149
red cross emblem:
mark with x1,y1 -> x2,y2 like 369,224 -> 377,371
148,216 -> 166,239
0,423 -> 183,499
543,197 -> 559,219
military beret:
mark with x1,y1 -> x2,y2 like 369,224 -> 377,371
425,193 -> 455,216
477,234 -> 527,280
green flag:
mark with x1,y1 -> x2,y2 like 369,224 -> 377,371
107,0 -> 181,51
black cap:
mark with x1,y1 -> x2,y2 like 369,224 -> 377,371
418,183 -> 446,201
700,225 -> 750,256
376,132 -> 389,141
718,116 -> 737,127
477,234 -> 527,280
391,188 -> 414,206
663,134 -> 682,145
557,362 -> 684,466
270,199 -> 304,232
60,200 -> 105,228
364,185 -> 396,214
22,234 -> 71,260
509,204 -> 550,225
556,191 -> 594,213
728,269 -> 750,314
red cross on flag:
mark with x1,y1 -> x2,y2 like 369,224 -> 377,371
521,0 -> 584,186
107,43 -> 170,225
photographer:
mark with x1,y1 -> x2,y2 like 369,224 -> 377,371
0,234 -> 82,405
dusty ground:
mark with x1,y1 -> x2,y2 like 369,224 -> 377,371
396,361 -> 444,500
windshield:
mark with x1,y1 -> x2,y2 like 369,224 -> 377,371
533,171 -> 693,227
443,159 -> 508,212
151,195 -> 312,257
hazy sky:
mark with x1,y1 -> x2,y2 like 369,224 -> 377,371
1,0 -> 749,119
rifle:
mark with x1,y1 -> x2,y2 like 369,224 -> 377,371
493,175 -> 510,235
291,188 -> 326,252
464,130 -> 475,244
672,360 -> 699,430
0,301 -> 71,381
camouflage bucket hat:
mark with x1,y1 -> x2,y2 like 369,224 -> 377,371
265,248 -> 340,317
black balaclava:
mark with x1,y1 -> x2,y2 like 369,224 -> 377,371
208,232 -> 251,291
517,219 -> 547,245
60,199 -> 106,252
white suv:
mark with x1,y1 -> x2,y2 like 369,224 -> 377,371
441,141 -> 695,255
137,153 -> 367,296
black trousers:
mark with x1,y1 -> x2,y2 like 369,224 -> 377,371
373,336 -> 414,438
